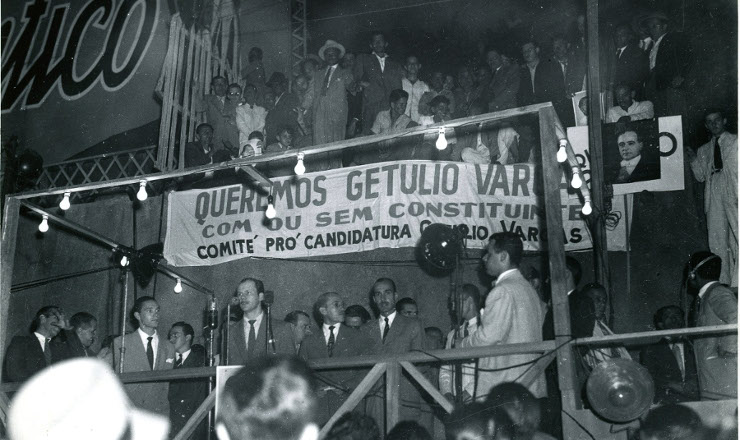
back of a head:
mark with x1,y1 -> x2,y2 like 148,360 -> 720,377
491,232 -> 523,267
324,412 -> 380,440
446,402 -> 515,440
386,421 -> 431,440
639,404 -> 704,440
217,355 -> 317,440
486,382 -> 541,439
9,358 -> 168,440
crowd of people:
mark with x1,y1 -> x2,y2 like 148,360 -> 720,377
4,231 -> 737,439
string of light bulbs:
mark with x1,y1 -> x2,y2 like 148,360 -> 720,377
556,138 -> 591,216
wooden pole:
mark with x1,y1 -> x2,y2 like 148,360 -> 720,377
385,361 -> 400,434
539,106 -> 578,415
585,0 -> 611,294
0,197 -> 20,381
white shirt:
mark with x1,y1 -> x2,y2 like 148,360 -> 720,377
649,33 -> 667,70
379,310 -> 397,335
323,65 -> 337,86
137,328 -> 159,368
323,322 -> 340,344
606,100 -> 655,123
617,45 -> 627,58
698,281 -> 720,300
236,104 -> 267,147
620,155 -> 642,174
527,61 -> 539,93
495,268 -> 519,285
374,52 -> 386,72
402,77 -> 430,122
177,348 -> 192,364
243,313 -> 264,349
34,332 -> 48,351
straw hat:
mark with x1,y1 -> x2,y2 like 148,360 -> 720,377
8,358 -> 169,440
318,40 -> 346,60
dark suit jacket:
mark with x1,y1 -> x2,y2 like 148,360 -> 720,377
227,315 -> 295,365
640,337 -> 698,403
169,344 -> 208,438
353,53 -> 404,134
264,91 -> 302,144
652,32 -> 692,91
3,333 -> 50,383
487,64 -> 520,112
519,59 -> 572,125
51,330 -> 94,363
542,289 -> 595,341
112,331 -> 175,416
611,43 -> 649,94
611,155 -> 660,184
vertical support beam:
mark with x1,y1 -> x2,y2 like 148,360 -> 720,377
538,107 -> 578,414
0,197 -> 21,379
385,361 -> 400,434
290,0 -> 307,79
585,0 -> 611,291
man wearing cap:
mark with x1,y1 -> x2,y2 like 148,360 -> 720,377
112,296 -> 176,416
353,31 -> 404,135
310,40 -> 355,170
4,306 -> 64,383
264,72 -> 302,145
642,11 -> 692,117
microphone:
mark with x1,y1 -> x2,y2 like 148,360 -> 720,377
229,296 -> 241,306
264,291 -> 276,354
263,291 -> 274,306
208,295 -> 219,329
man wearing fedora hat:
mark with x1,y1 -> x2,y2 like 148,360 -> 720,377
309,40 -> 355,171
641,11 -> 692,118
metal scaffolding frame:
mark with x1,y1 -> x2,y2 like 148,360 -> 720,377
290,0 -> 308,77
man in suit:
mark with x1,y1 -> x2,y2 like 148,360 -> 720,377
226,277 -> 295,365
299,292 -> 373,424
459,232 -> 547,400
361,277 -> 426,432
686,252 -> 737,400
353,31 -> 404,135
52,311 -> 97,362
611,128 -> 660,184
485,46 -> 520,113
609,24 -> 649,100
4,305 -> 64,383
640,306 -> 699,403
285,310 -> 312,354
439,284 -> 481,403
642,12 -> 692,117
264,72 -> 302,145
112,296 -> 175,416
168,322 -> 207,439
518,41 -> 569,125
311,40 -> 354,170
200,76 -> 239,153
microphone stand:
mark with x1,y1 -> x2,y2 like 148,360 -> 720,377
264,291 -> 276,354
118,265 -> 130,374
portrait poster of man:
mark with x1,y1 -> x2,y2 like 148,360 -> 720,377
603,119 -> 661,185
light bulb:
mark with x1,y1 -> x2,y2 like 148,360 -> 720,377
294,152 -> 306,175
265,196 -> 277,219
120,255 -> 129,267
570,168 -> 583,189
556,139 -> 568,163
38,215 -> 49,233
136,181 -> 148,201
59,193 -> 71,210
435,127 -> 448,150
582,200 -> 593,216
174,279 -> 183,293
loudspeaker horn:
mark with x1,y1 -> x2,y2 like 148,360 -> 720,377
586,358 -> 655,423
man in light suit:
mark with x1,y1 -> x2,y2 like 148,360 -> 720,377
361,278 -> 426,432
200,76 -> 239,153
686,252 -> 737,400
299,292 -> 373,424
485,47 -> 520,113
310,40 -> 354,170
459,232 -> 547,400
226,277 -> 295,365
168,322 -> 207,439
112,296 -> 175,416
353,31 -> 404,135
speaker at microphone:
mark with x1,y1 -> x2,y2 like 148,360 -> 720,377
586,359 -> 655,423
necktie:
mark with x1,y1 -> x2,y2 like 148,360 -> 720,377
713,137 -> 723,172
146,336 -> 154,369
617,166 -> 631,182
44,338 -> 52,365
322,66 -> 333,96
246,320 -> 257,358
463,321 -> 470,338
672,343 -> 685,380
327,325 -> 336,357
382,317 -> 390,342
175,353 -> 182,368
644,40 -> 654,53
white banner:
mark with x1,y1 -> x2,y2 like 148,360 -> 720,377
164,161 -> 627,266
